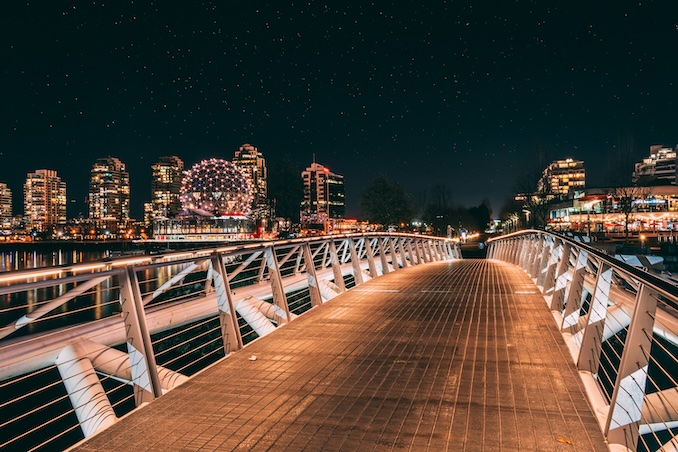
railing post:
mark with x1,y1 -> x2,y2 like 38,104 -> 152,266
430,240 -> 438,261
419,239 -> 427,262
529,234 -> 544,278
422,239 -> 432,263
541,240 -> 561,295
562,248 -> 588,330
399,238 -> 410,267
550,243 -> 572,311
210,252 -> 243,354
492,240 -> 500,260
407,238 -> 417,265
536,236 -> 554,287
302,243 -> 323,307
364,237 -> 379,277
518,236 -> 530,268
577,261 -> 612,372
514,237 -> 524,267
436,240 -> 445,260
119,266 -> 162,405
348,238 -> 364,285
424,239 -> 434,262
328,239 -> 347,292
390,237 -> 401,269
605,283 -> 658,448
378,238 -> 391,274
264,245 -> 291,325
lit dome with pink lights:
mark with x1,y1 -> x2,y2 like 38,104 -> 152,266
180,158 -> 253,217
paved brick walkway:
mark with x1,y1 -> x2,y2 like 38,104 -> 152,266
74,259 -> 608,451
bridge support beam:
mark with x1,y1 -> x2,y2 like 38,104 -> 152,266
119,266 -> 162,405
363,237 -> 379,278
56,344 -> 117,438
605,283 -> 658,448
210,253 -> 243,354
550,243 -> 572,311
329,239 -> 347,292
577,262 -> 612,373
562,249 -> 588,332
264,246 -> 291,325
377,238 -> 391,274
399,238 -> 410,267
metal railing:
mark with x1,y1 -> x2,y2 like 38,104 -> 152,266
0,233 -> 458,451
488,230 -> 678,452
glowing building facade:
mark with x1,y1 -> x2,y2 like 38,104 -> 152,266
301,162 -> 345,232
538,158 -> 586,196
0,183 -> 11,231
23,169 -> 67,231
88,157 -> 130,224
232,143 -> 269,221
151,155 -> 184,219
633,145 -> 678,186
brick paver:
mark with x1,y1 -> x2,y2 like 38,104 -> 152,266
74,259 -> 608,451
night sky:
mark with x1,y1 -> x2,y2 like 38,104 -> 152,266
2,1 -> 678,219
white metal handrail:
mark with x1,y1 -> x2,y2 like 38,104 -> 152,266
0,232 -> 459,451
487,229 -> 678,452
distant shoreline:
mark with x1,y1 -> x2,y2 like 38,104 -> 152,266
0,240 -> 135,250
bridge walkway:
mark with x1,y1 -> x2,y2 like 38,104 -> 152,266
73,259 -> 608,451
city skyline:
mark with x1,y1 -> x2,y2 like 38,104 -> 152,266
2,2 -> 677,218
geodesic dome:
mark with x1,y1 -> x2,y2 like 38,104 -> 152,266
180,158 -> 253,216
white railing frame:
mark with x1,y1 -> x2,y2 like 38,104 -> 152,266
488,229 -> 678,451
0,232 -> 457,450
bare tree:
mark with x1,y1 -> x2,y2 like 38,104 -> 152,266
513,167 -> 553,228
611,185 -> 651,244
605,133 -> 650,243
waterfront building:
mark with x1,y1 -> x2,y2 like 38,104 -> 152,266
153,158 -> 255,241
538,158 -> 586,196
0,183 -> 11,232
23,169 -> 67,232
633,145 -> 678,186
547,186 -> 678,233
232,144 -> 270,223
88,157 -> 130,229
301,161 -> 345,233
151,155 -> 184,220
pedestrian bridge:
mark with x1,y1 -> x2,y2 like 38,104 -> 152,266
1,232 -> 677,451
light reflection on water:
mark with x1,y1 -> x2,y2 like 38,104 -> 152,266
0,248 -> 126,337
0,249 -> 110,272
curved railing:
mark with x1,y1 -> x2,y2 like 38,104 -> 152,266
0,233 -> 458,451
488,230 -> 678,452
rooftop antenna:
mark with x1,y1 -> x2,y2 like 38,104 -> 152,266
312,152 -> 316,165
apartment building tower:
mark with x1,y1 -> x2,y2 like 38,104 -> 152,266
151,155 -> 184,219
23,169 -> 67,231
88,157 -> 130,224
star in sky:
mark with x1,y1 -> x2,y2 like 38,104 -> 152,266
1,1 -> 677,218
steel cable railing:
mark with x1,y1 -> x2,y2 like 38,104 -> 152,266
488,230 -> 678,452
0,232 -> 456,451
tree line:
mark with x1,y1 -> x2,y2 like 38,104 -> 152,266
268,160 -> 490,234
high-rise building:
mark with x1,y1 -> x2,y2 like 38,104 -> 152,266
0,182 -> 11,231
633,145 -> 678,186
88,157 -> 130,223
301,161 -> 345,230
24,169 -> 67,231
232,144 -> 269,220
151,155 -> 184,219
538,158 -> 585,196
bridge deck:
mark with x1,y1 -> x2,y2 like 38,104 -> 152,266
74,260 -> 608,451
